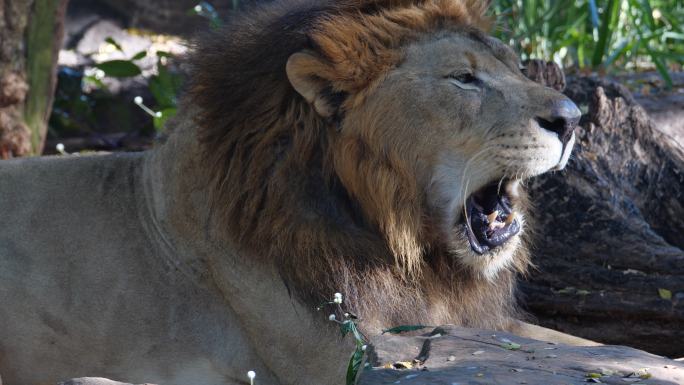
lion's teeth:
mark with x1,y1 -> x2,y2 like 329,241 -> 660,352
507,180 -> 521,198
487,211 -> 499,224
505,211 -> 517,225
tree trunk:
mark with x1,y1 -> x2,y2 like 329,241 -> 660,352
0,0 -> 68,159
521,75 -> 684,358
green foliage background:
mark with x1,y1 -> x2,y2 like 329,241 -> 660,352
492,0 -> 683,86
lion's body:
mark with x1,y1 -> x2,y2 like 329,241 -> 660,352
0,119 -> 353,385
0,1 -> 590,384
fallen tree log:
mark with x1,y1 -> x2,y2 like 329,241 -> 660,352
521,75 -> 684,358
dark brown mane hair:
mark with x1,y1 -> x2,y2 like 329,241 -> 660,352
187,0 -> 524,329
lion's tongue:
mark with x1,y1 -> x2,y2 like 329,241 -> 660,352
465,183 -> 521,254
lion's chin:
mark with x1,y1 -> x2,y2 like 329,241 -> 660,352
455,233 -> 522,279
462,180 -> 521,255
450,179 -> 524,278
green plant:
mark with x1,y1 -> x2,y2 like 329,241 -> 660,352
318,293 -> 368,385
492,0 -> 684,86
81,35 -> 183,133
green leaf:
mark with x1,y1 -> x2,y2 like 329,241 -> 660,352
346,347 -> 364,385
588,0 -> 600,29
95,60 -> 141,78
83,75 -> 107,90
149,64 -> 182,109
105,37 -> 123,52
586,372 -> 603,378
131,50 -> 147,61
646,46 -> 674,88
592,0 -> 621,68
153,108 -> 177,132
636,0 -> 656,30
556,286 -> 576,294
340,320 -> 354,338
662,32 -> 684,41
501,342 -> 522,350
382,325 -> 429,334
658,288 -> 672,300
155,51 -> 173,58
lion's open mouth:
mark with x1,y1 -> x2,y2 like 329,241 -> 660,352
463,181 -> 521,254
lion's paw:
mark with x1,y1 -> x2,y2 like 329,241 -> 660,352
57,378 -> 157,385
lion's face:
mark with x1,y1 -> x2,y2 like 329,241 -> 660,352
333,31 -> 580,277
287,27 -> 580,279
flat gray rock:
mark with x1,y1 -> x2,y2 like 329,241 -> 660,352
359,326 -> 684,385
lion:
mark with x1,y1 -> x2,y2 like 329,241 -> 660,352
0,1 -> 592,384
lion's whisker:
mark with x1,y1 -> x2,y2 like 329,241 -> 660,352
459,146 -> 497,236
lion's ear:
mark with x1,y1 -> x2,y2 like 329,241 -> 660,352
286,51 -> 339,118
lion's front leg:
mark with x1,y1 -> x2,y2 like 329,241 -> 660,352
57,378 -> 145,385
510,320 -> 602,346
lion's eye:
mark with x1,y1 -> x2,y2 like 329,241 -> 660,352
449,73 -> 477,83
447,72 -> 480,91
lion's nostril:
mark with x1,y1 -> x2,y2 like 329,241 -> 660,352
535,116 -> 572,145
536,99 -> 581,147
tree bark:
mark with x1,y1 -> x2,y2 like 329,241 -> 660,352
521,75 -> 684,358
0,0 -> 67,158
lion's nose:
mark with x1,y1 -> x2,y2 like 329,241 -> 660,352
535,99 -> 581,147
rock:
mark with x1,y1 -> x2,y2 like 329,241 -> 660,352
359,326 -> 684,384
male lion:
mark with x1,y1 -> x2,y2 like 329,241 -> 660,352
0,1 -> 588,384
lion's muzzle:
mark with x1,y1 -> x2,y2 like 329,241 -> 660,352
534,98 -> 582,169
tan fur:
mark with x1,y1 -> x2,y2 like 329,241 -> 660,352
0,1 -> 584,384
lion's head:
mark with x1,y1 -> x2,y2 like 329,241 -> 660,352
188,0 -> 579,328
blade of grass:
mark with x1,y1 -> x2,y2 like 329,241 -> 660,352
604,38 -> 631,66
636,0 -> 656,30
588,0 -> 600,29
646,46 -> 673,88
592,0 -> 621,68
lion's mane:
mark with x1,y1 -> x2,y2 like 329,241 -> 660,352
187,0 -> 526,329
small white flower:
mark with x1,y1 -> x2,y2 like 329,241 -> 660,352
333,292 -> 343,304
95,69 -> 105,80
328,314 -> 336,321
194,4 -> 203,13
247,370 -> 256,379
344,312 -> 350,318
134,96 -> 143,105
56,143 -> 65,153
361,345 -> 367,351
652,9 -> 662,20
155,111 -> 162,118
